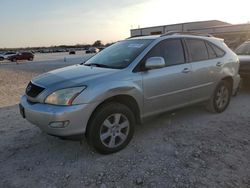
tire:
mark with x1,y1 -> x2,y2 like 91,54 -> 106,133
206,80 -> 232,113
28,57 -> 33,61
0,57 -> 4,61
86,102 -> 135,154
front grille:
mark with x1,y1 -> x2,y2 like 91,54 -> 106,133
25,82 -> 45,98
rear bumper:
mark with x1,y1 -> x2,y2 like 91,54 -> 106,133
20,95 -> 97,137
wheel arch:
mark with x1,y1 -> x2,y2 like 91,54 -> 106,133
85,94 -> 141,137
221,76 -> 233,93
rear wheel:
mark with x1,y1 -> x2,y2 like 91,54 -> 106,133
0,57 -> 4,61
206,80 -> 232,113
86,102 -> 135,154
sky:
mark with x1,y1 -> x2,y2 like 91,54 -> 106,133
0,0 -> 250,48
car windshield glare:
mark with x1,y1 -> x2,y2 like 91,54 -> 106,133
85,39 -> 153,69
235,42 -> 250,55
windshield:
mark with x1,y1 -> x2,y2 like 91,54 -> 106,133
5,52 -> 16,55
235,42 -> 250,55
85,39 -> 153,69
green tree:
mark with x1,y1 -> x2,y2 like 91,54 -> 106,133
93,40 -> 103,47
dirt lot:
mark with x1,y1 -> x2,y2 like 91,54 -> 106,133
0,56 -> 250,188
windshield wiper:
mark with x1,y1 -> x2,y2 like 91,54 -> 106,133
85,63 -> 112,68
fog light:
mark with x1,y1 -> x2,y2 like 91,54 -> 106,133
49,121 -> 69,128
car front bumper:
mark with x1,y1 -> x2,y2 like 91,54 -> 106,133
20,95 -> 97,137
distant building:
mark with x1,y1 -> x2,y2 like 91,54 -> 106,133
130,20 -> 250,49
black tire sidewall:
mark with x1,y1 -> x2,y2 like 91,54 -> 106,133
87,103 -> 135,154
213,81 -> 231,113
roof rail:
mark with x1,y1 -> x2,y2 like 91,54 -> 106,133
161,31 -> 213,37
126,35 -> 147,39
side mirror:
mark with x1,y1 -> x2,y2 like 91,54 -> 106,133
145,57 -> 166,70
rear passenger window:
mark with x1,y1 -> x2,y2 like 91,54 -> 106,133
146,39 -> 185,66
209,43 -> 225,57
186,39 -> 208,62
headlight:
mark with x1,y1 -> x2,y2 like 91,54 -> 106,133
45,86 -> 86,106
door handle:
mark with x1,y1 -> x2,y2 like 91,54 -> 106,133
216,62 -> 223,67
182,68 -> 191,73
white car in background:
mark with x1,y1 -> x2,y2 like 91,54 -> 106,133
86,47 -> 100,54
0,52 -> 17,61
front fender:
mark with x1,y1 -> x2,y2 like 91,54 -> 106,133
73,80 -> 143,109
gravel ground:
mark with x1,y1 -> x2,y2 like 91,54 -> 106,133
0,56 -> 250,188
0,54 -> 92,107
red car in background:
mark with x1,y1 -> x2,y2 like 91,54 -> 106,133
8,52 -> 34,62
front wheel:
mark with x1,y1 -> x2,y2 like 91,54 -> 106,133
86,102 -> 135,154
206,80 -> 232,113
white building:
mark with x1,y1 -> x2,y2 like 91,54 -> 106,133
130,20 -> 250,48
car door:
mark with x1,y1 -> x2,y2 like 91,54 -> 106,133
185,38 -> 225,103
16,53 -> 22,60
141,38 -> 194,117
22,53 -> 28,60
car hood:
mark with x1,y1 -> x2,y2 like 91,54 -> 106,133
32,64 -> 119,88
238,55 -> 250,63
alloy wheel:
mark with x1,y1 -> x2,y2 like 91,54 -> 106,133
215,85 -> 229,110
99,113 -> 130,148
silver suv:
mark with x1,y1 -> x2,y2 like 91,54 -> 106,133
20,32 -> 240,154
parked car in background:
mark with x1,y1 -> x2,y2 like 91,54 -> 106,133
69,51 -> 76,55
98,47 -> 105,52
8,52 -> 34,62
0,52 -> 17,60
86,47 -> 100,54
20,32 -> 240,154
235,40 -> 250,78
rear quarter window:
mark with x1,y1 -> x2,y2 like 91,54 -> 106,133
206,42 -> 217,59
209,42 -> 225,57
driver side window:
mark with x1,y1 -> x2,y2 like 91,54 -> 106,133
145,39 -> 185,67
